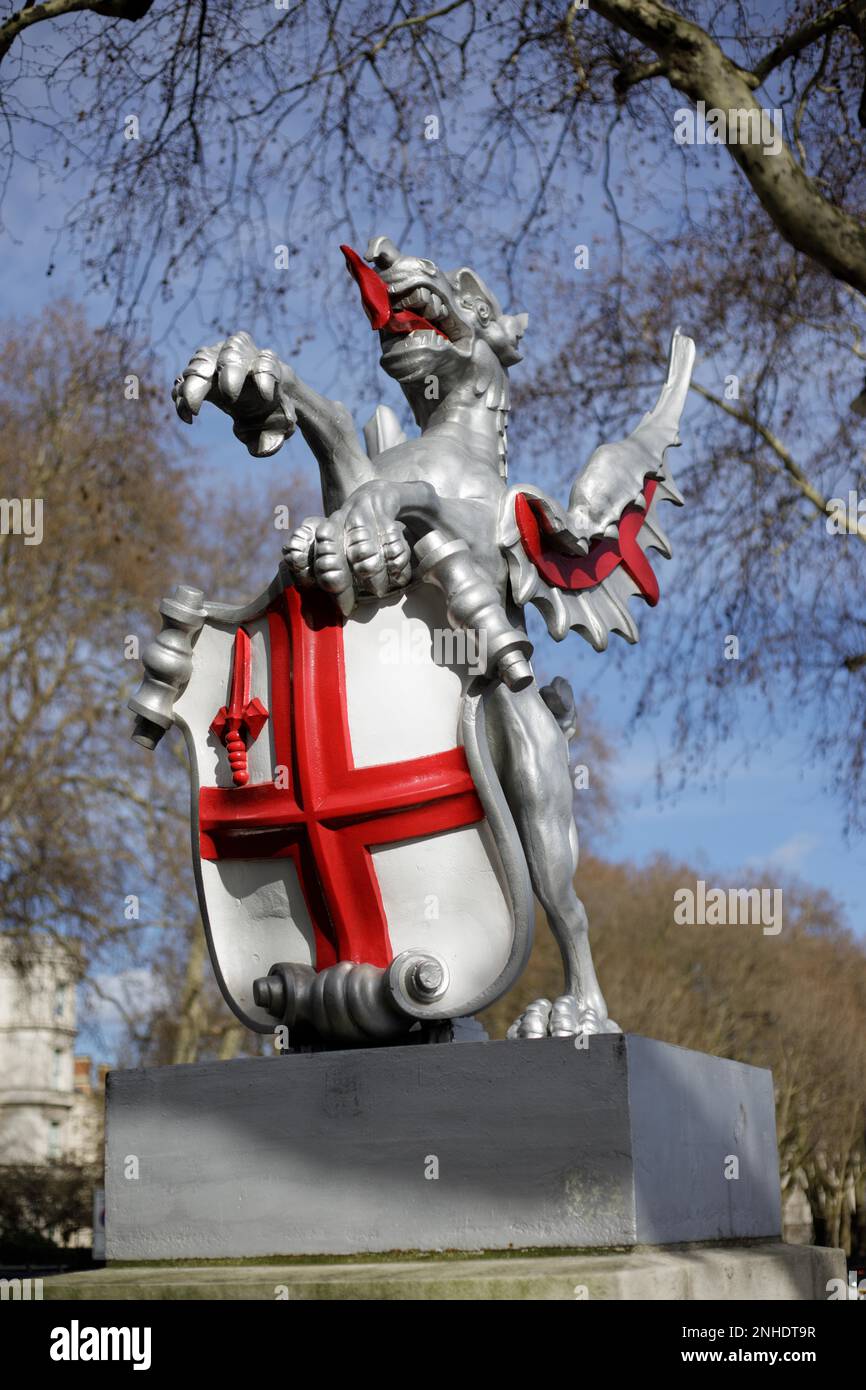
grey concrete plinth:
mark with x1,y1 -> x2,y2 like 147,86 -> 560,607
105,1035 -> 783,1261
44,1244 -> 844,1301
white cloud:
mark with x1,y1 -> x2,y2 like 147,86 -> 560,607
747,832 -> 820,872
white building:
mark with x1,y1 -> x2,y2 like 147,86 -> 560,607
0,936 -> 103,1167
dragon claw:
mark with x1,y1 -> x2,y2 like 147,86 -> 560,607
507,995 -> 621,1040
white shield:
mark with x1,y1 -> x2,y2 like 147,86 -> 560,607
171,572 -> 533,1031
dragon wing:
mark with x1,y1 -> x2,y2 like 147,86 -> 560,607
499,328 -> 696,651
363,403 -> 408,457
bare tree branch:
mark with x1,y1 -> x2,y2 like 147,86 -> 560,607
0,0 -> 152,64
688,377 -> 866,542
591,0 -> 866,294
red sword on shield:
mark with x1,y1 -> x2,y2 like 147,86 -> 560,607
210,627 -> 269,787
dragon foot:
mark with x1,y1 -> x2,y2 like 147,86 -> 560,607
506,995 -> 621,1040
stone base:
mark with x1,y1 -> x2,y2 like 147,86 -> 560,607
106,1035 -> 783,1260
43,1243 -> 844,1301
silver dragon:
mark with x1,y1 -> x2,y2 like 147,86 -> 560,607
172,235 -> 695,1040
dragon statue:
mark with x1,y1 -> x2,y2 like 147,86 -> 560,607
132,235 -> 694,1050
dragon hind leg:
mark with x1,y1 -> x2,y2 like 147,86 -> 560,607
485,680 -> 620,1038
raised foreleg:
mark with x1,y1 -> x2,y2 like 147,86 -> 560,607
172,331 -> 373,512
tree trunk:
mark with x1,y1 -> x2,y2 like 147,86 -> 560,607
170,927 -> 207,1065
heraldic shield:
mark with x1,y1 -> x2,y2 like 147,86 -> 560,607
133,568 -> 535,1047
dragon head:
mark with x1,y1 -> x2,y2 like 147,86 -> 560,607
340,237 -> 528,439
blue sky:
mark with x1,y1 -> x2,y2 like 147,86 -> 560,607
2,53 -> 863,1076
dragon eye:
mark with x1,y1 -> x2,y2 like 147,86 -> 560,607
476,300 -> 491,324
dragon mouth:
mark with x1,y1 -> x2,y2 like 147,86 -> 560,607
340,244 -> 467,346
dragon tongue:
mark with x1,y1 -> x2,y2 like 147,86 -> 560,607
391,307 -> 448,338
340,243 -> 447,338
340,244 -> 391,330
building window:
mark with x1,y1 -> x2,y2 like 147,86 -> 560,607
52,1049 -> 63,1087
54,983 -> 68,1019
47,1120 -> 62,1160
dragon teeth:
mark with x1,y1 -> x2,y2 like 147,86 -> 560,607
387,283 -> 460,339
403,288 -> 431,310
391,285 -> 440,313
391,329 -> 442,346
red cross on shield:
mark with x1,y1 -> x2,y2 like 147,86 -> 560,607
199,585 -> 484,970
